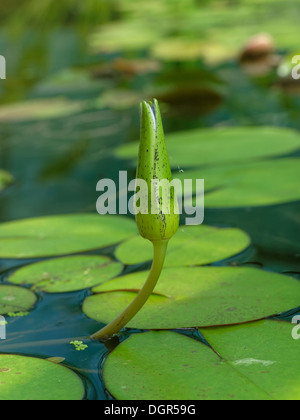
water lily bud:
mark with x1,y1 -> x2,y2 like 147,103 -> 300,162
135,99 -> 179,241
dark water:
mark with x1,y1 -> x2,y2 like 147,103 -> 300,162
0,29 -> 300,400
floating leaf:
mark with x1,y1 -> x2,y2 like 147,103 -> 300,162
98,0 -> 300,62
7,311 -> 29,318
0,354 -> 84,400
89,21 -> 163,53
34,68 -> 105,96
70,341 -> 88,352
0,170 -> 13,192
0,214 -> 137,258
0,285 -> 37,315
0,98 -> 84,123
151,38 -> 204,62
180,158 -> 300,208
115,225 -> 251,267
95,89 -> 144,111
116,126 -> 300,168
103,320 -> 300,400
103,330 -> 266,400
9,255 -> 123,293
200,320 -> 300,400
83,266 -> 300,329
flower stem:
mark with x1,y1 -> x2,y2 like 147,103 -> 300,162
91,240 -> 169,341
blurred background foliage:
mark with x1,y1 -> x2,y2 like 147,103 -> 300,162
0,0 -> 299,258
0,0 -> 300,106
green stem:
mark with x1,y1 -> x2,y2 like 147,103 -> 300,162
91,240 -> 168,341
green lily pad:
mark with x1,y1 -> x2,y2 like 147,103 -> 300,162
89,21 -> 164,53
200,320 -> 300,400
116,127 -> 300,168
34,68 -> 105,96
103,320 -> 300,400
88,0 -> 300,63
8,255 -> 123,293
0,214 -> 137,258
0,354 -> 84,400
84,266 -> 300,329
151,38 -> 204,62
103,330 -> 266,400
0,170 -> 13,192
115,225 -> 251,267
0,285 -> 37,315
180,158 -> 300,208
95,89 -> 144,111
0,98 -> 84,123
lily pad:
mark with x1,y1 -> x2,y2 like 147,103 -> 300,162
8,255 -> 123,293
115,225 -> 251,267
93,0 -> 300,62
103,320 -> 300,400
0,354 -> 84,400
116,126 -> 300,168
0,285 -> 37,315
34,68 -> 105,96
83,266 -> 300,329
0,170 -> 13,192
95,89 -> 144,111
151,38 -> 205,62
200,320 -> 300,400
89,21 -> 163,53
0,214 -> 137,259
180,158 -> 300,208
0,98 -> 84,123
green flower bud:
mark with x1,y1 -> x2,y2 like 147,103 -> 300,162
136,99 -> 179,241
91,99 -> 177,341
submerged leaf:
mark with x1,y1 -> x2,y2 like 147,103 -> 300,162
46,357 -> 66,364
155,86 -> 223,116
